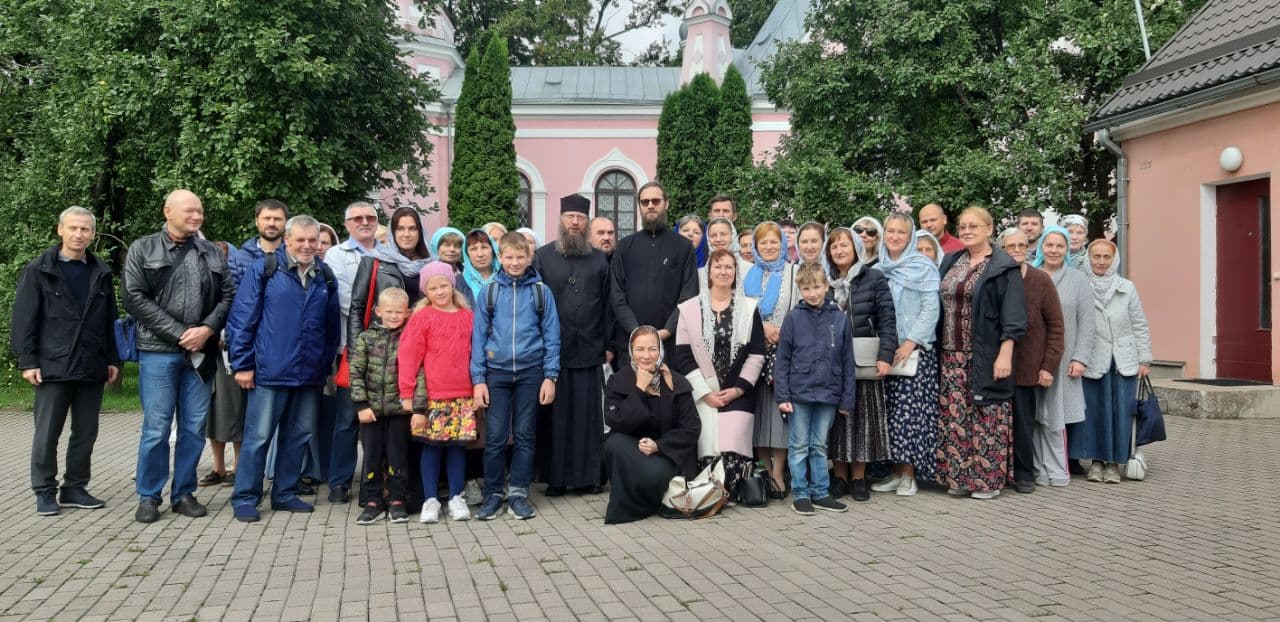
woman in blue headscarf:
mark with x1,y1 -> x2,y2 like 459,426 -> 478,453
741,221 -> 799,496
427,226 -> 469,306
870,213 -> 940,497
460,229 -> 500,308
677,214 -> 709,269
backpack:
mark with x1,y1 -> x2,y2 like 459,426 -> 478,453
484,279 -> 546,323
261,252 -> 336,293
113,316 -> 139,363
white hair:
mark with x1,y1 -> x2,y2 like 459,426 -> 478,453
343,201 -> 379,221
58,206 -> 97,229
285,214 -> 320,237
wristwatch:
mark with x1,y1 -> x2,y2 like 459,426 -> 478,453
547,377 -> 558,384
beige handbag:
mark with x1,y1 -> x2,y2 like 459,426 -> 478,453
660,456 -> 728,519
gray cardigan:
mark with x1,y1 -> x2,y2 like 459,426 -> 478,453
1085,277 -> 1152,379
1038,267 -> 1095,427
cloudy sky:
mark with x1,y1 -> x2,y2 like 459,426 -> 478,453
603,1 -> 684,62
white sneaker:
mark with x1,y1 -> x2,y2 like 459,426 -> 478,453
970,489 -> 1001,499
463,479 -> 483,506
447,495 -> 470,521
870,474 -> 904,492
420,498 -> 440,524
895,476 -> 918,496
1086,461 -> 1104,482
946,488 -> 967,496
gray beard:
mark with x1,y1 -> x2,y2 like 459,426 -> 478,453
641,211 -> 668,234
557,228 -> 591,257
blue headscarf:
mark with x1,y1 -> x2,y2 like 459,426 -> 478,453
1030,225 -> 1071,269
743,222 -> 789,317
676,215 -> 709,268
461,228 -> 500,300
428,226 -> 466,262
877,215 -> 939,299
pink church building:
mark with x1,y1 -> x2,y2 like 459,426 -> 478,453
382,0 -> 807,242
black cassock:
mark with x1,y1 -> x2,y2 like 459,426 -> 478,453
533,244 -> 613,489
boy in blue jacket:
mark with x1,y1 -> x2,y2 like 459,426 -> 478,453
471,232 -> 560,520
775,263 -> 855,516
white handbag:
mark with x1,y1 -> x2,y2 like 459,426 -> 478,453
1124,419 -> 1147,480
853,337 -> 881,380
661,456 -> 728,519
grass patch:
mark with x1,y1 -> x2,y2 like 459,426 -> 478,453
678,597 -> 703,609
898,533 -> 922,540
474,555 -> 493,566
76,559 -> 91,565
126,545 -> 145,553
0,363 -> 141,412
498,580 -> 508,593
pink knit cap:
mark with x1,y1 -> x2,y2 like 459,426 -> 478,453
418,261 -> 456,290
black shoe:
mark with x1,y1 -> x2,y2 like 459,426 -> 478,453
1014,480 -> 1036,494
791,499 -> 815,515
172,494 -> 208,518
811,496 -> 849,513
388,501 -> 409,523
850,479 -> 870,502
830,479 -> 850,499
575,486 -> 604,495
59,487 -> 105,509
328,485 -> 350,504
135,499 -> 161,523
297,483 -> 316,496
301,476 -> 319,486
544,486 -> 566,497
356,502 -> 384,525
36,490 -> 60,516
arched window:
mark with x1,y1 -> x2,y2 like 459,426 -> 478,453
517,173 -> 532,228
594,170 -> 636,236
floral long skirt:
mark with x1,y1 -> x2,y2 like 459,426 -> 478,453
884,347 -> 940,480
935,350 -> 1012,492
829,379 -> 890,463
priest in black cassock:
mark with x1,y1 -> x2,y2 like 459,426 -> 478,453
609,181 -> 699,364
532,194 -> 613,496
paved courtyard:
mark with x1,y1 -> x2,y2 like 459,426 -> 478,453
0,412 -> 1278,621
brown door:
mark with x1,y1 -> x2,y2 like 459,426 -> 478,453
1216,179 -> 1272,382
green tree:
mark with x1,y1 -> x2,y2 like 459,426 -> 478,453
712,65 -> 753,201
657,73 -> 722,218
729,0 -> 778,48
448,36 -> 519,231
0,0 -> 439,378
743,0 -> 1208,229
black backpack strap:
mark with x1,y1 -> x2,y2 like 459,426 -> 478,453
485,282 -> 497,315
259,253 -> 278,298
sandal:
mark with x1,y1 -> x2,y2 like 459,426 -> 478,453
198,471 -> 225,487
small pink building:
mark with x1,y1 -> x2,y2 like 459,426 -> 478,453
1086,0 -> 1280,384
382,0 -> 807,241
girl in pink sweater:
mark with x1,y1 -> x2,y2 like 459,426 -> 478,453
399,261 -> 476,523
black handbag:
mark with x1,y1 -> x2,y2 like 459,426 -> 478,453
737,463 -> 769,507
1134,376 -> 1166,446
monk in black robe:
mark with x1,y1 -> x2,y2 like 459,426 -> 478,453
603,327 -> 700,524
610,181 -> 698,363
533,194 -> 613,495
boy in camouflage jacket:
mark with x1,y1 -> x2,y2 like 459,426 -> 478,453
350,288 -> 426,524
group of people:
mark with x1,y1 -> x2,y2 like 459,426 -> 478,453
12,183 -> 1152,525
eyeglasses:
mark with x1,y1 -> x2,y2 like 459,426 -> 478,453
852,226 -> 878,237
957,224 -> 987,232
1003,242 -> 1029,250
346,215 -> 377,223
638,198 -> 664,207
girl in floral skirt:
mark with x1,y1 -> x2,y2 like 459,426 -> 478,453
399,261 -> 478,523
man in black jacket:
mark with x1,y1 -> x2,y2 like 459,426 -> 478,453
11,207 -> 121,516
123,189 -> 236,523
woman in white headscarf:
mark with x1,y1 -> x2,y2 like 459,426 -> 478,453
1068,239 -> 1151,484
851,216 -> 883,267
1059,215 -> 1090,270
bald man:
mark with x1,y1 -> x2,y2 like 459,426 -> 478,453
589,216 -> 616,257
918,203 -> 964,254
123,189 -> 236,523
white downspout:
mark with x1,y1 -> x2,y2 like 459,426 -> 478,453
1097,128 -> 1128,277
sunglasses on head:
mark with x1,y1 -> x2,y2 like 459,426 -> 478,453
853,226 -> 878,237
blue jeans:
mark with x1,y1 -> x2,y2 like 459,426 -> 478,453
327,388 -> 358,489
137,351 -> 211,504
787,401 -> 837,500
233,385 -> 319,508
484,367 -> 542,499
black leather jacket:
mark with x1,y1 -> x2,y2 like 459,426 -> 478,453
122,227 -> 235,364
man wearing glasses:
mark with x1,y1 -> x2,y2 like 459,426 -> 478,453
319,201 -> 383,503
609,181 -> 698,364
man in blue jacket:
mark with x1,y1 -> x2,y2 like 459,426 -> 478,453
226,215 -> 341,522
471,232 -> 560,521
229,199 -> 287,285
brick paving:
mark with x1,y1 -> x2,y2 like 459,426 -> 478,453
1,412 -> 1278,621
